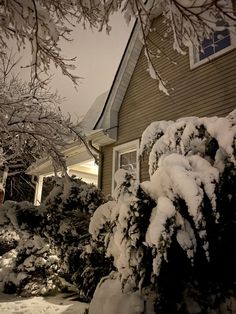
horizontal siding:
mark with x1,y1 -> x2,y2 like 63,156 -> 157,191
101,16 -> 236,195
101,145 -> 113,196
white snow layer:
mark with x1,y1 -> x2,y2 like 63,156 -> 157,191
89,201 -> 116,240
139,120 -> 172,156
0,250 -> 17,291
142,153 -> 219,224
141,152 -> 219,262
0,292 -> 88,314
80,91 -> 109,131
146,196 -> 175,248
139,114 -> 236,176
89,273 -> 155,314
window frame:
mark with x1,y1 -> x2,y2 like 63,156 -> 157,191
112,139 -> 140,193
189,26 -> 236,69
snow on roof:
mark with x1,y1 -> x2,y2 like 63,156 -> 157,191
80,91 -> 109,131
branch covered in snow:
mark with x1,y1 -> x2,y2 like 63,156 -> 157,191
0,55 -> 96,177
0,0 -> 235,87
140,112 -> 236,176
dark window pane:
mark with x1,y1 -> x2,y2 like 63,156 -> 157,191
214,28 -> 230,42
198,26 -> 231,62
120,151 -> 137,173
199,45 -> 214,60
215,36 -> 231,52
202,36 -> 213,48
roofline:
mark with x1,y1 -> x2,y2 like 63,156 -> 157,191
94,3 -> 163,135
26,129 -> 115,175
94,18 -> 138,129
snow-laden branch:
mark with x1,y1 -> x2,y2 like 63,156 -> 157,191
0,0 -> 235,88
0,55 -> 97,177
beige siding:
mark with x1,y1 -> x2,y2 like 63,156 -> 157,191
101,145 -> 113,196
101,17 -> 236,196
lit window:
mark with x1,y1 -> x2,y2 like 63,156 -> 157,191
112,139 -> 139,192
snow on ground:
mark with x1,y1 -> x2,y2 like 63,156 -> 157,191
0,293 -> 88,314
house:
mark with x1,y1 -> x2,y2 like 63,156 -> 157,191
94,14 -> 236,196
27,91 -> 113,205
28,11 -> 236,202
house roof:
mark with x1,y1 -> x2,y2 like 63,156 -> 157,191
26,142 -> 91,176
79,19 -> 143,142
80,91 -> 109,131
93,3 -> 164,140
75,19 -> 143,144
94,19 -> 143,140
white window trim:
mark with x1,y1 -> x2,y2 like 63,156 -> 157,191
112,139 -> 140,193
189,27 -> 236,69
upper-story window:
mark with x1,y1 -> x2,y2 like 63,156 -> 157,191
199,28 -> 231,60
112,139 -> 139,193
190,17 -> 236,69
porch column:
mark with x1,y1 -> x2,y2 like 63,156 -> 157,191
34,175 -> 44,206
0,166 -> 8,204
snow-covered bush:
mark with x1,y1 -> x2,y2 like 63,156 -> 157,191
0,206 -> 20,256
0,177 -> 110,299
3,234 -> 63,296
43,176 -> 105,214
41,178 -> 112,301
89,110 -> 236,313
90,170 -> 155,293
68,244 -> 114,302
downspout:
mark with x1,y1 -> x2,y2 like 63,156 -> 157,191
98,151 -> 103,191
88,140 -> 103,190
31,175 -> 37,185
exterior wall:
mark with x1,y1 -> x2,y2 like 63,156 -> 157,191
101,145 -> 113,196
101,17 -> 236,196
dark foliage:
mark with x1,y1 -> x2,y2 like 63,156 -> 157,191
5,174 -> 35,203
0,177 -> 112,300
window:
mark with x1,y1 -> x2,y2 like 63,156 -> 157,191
190,19 -> 236,68
112,139 -> 140,192
199,28 -> 231,60
119,150 -> 137,172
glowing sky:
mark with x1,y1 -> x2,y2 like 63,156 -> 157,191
52,12 -> 133,120
7,12 -> 133,121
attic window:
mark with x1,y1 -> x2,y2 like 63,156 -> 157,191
199,28 -> 231,59
112,139 -> 140,193
190,19 -> 236,68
